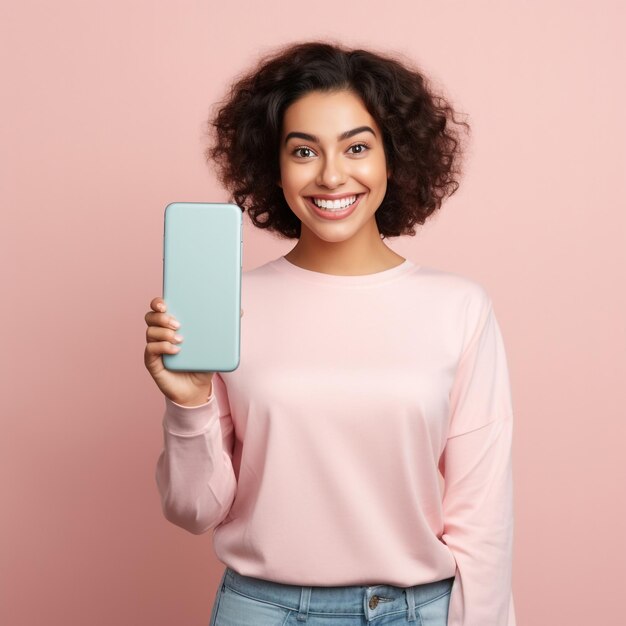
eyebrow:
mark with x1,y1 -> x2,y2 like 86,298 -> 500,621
284,125 -> 376,145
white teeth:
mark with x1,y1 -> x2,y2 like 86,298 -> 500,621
311,195 -> 358,210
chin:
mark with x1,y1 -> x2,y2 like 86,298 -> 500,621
304,219 -> 366,243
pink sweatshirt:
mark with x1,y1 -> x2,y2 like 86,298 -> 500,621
155,255 -> 516,626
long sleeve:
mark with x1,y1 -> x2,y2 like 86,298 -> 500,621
155,373 -> 237,534
438,295 -> 516,626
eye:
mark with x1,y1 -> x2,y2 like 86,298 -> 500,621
348,142 -> 370,155
292,146 -> 316,159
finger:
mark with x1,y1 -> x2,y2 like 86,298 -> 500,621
145,339 -> 181,358
150,297 -> 166,313
145,310 -> 180,328
146,326 -> 183,344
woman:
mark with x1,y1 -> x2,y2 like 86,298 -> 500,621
144,41 -> 516,626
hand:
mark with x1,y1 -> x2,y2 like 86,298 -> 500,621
143,297 -> 244,407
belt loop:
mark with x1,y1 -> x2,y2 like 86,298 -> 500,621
406,585 -> 420,623
296,585 -> 311,622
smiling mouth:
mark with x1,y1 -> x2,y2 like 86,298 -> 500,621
307,194 -> 363,211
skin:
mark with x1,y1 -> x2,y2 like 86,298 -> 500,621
145,89 -> 407,406
278,89 -> 405,276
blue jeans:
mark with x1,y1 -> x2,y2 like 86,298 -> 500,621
209,567 -> 454,625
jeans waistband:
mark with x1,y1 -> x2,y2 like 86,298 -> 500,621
222,567 -> 455,620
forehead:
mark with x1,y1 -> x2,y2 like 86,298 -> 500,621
281,90 -> 378,137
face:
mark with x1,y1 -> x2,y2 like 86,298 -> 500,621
278,89 -> 390,244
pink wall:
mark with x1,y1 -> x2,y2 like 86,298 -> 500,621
2,1 -> 625,624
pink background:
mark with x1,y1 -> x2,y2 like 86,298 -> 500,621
2,1 -> 625,624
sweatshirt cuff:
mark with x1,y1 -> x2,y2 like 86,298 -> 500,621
163,389 -> 219,436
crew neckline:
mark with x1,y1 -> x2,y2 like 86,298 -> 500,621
269,255 -> 420,286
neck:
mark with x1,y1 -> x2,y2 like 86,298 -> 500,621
284,220 -> 405,276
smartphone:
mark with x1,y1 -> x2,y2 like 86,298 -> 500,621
162,202 -> 242,372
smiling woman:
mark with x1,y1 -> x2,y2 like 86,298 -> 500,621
150,39 -> 516,626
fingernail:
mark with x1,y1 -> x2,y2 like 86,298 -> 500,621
170,319 -> 180,329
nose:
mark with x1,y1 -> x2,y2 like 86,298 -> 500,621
316,154 -> 346,189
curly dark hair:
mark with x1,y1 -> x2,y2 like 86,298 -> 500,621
204,40 -> 471,239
